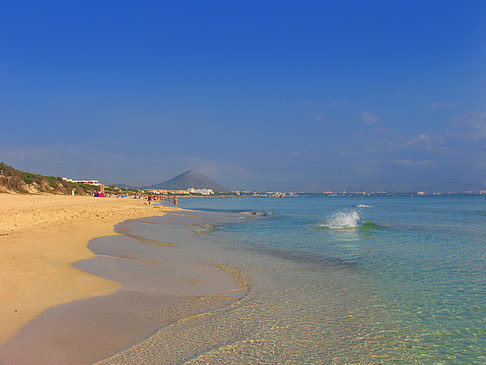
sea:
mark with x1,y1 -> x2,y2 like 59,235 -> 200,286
164,195 -> 485,364
90,195 -> 486,364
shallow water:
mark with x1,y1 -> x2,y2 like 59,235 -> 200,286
98,207 -> 406,363
170,196 -> 486,363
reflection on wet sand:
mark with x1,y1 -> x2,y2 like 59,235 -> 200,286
0,213 -> 247,365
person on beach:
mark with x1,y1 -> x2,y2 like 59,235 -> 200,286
147,195 -> 152,205
173,196 -> 178,206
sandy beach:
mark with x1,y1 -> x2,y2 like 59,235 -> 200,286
0,193 -> 173,345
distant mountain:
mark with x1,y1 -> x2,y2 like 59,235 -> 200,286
301,182 -> 405,193
413,182 -> 486,193
300,181 -> 486,193
143,170 -> 227,192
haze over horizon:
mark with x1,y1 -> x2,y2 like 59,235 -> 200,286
1,1 -> 485,191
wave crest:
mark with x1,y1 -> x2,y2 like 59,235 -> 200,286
356,204 -> 374,208
360,221 -> 384,230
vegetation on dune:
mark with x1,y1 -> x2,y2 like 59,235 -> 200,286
0,162 -> 98,195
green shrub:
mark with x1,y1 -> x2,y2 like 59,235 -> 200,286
23,174 -> 33,184
45,176 -> 59,188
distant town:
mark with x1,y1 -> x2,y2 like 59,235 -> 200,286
59,169 -> 486,198
61,177 -> 486,198
2,160 -> 485,198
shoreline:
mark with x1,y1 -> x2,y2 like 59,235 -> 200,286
0,207 -> 248,364
1,196 -> 405,363
0,194 -> 176,345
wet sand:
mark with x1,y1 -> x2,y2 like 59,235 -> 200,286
93,211 -> 402,364
1,204 -> 403,363
0,194 -> 174,345
0,208 -> 247,364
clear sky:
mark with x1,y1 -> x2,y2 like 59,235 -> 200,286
1,1 -> 485,190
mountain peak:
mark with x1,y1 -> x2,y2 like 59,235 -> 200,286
143,170 -> 227,192
180,170 -> 197,176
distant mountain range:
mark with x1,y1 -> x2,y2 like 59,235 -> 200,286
300,181 -> 486,193
142,170 -> 227,192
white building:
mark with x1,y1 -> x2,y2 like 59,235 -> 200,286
187,188 -> 214,196
62,177 -> 101,186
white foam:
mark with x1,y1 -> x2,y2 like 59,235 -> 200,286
321,210 -> 360,229
356,204 -> 374,208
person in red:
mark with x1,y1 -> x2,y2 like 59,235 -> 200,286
173,196 -> 178,206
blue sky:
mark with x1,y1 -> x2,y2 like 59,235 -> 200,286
1,1 -> 485,190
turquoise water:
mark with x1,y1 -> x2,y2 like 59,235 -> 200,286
179,196 -> 486,363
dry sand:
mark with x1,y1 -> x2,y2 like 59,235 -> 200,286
0,193 -> 174,345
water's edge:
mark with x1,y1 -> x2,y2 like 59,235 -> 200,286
0,211 -> 249,365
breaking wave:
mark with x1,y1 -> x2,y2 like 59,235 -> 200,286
319,210 -> 384,230
320,210 -> 361,229
356,204 -> 374,208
